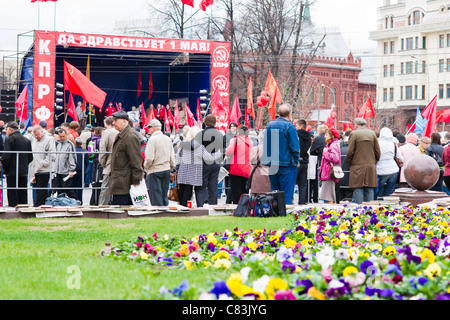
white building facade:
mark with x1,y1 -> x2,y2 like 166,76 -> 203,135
370,0 -> 450,130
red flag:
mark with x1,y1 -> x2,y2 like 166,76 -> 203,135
181,0 -> 194,7
267,86 -> 278,121
164,108 -> 171,133
229,94 -> 242,124
168,108 -> 175,127
173,101 -> 182,132
265,70 -> 282,104
358,98 -> 375,120
211,88 -> 226,116
197,99 -> 203,128
342,123 -> 353,132
140,103 -> 148,133
64,61 -> 106,109
422,95 -> 438,138
66,93 -> 78,122
31,0 -> 57,2
199,0 -> 213,11
148,69 -> 153,100
245,106 -> 251,128
137,68 -> 142,98
324,107 -> 336,128
15,85 -> 28,122
247,76 -> 255,119
185,103 -> 196,127
435,108 -> 447,123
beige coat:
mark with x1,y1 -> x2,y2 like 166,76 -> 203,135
250,144 -> 271,194
99,127 -> 119,176
346,127 -> 381,189
144,131 -> 175,174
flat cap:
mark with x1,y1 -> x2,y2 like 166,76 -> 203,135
39,120 -> 47,127
355,118 -> 367,126
146,119 -> 162,129
112,110 -> 129,120
6,122 -> 19,130
396,134 -> 406,144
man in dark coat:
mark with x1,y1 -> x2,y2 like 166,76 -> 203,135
296,119 -> 312,205
346,118 -> 381,204
194,114 -> 224,207
2,122 -> 33,207
109,111 -> 143,205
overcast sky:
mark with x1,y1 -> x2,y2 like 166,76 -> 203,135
0,0 -> 381,57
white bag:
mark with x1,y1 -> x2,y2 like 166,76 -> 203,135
129,179 -> 151,206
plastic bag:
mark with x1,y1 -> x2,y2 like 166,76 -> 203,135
129,179 -> 151,206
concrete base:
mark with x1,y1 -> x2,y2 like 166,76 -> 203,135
391,188 -> 449,207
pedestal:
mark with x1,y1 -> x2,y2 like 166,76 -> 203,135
391,188 -> 448,207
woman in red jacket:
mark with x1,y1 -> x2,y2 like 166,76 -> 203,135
225,125 -> 253,204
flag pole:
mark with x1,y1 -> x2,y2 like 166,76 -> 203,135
54,1 -> 57,32
38,2 -> 41,30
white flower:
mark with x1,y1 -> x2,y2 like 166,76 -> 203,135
329,279 -> 344,289
436,245 -> 450,257
248,252 -> 265,262
189,252 -> 203,263
245,236 -> 254,243
252,275 -> 271,294
319,245 -> 334,257
316,254 -> 336,269
218,294 -> 234,300
335,248 -> 350,260
240,267 -> 251,283
355,233 -> 363,240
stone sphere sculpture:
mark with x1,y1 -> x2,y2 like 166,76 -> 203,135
404,154 -> 440,191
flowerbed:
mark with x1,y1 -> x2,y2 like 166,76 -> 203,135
108,206 -> 450,300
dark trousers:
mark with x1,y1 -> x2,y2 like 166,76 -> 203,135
147,170 -> 171,206
6,175 -> 28,207
269,166 -> 297,205
54,174 -> 77,200
71,172 -> 83,204
90,162 -> 103,206
111,194 -> 132,206
297,163 -> 308,205
229,174 -> 249,204
430,170 -> 444,192
34,172 -> 50,207
195,164 -> 220,207
178,183 -> 193,207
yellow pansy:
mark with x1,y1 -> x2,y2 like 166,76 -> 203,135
343,266 -> 359,277
424,263 -> 442,280
383,246 -> 397,257
297,230 -> 306,238
405,224 -> 412,230
207,236 -> 218,245
213,258 -> 231,269
420,248 -> 436,264
323,235 -> 330,242
180,244 -> 190,256
301,238 -> 314,246
212,250 -> 230,261
203,261 -> 211,269
270,235 -> 280,243
426,231 -> 434,237
226,239 -> 232,246
265,278 -> 288,300
331,238 -> 341,246
347,238 -> 353,246
156,246 -> 166,252
183,260 -> 193,270
140,251 -> 148,260
248,242 -> 259,251
284,238 -> 297,249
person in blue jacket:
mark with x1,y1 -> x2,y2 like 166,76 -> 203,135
261,104 -> 300,205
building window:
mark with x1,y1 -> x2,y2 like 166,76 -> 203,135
439,84 -> 444,99
390,41 -> 395,53
448,34 -> 450,47
384,42 -> 389,54
401,39 -> 404,51
414,85 -> 418,100
401,62 -> 404,74
330,88 -> 336,105
406,61 -> 413,74
319,87 -> 325,104
400,86 -> 403,100
447,59 -> 450,72
406,37 -> 414,50
390,16 -> 394,29
384,65 -> 388,77
440,35 -> 445,48
383,88 -> 388,102
385,17 -> 389,29
390,88 -> 394,101
422,61 -> 426,73
422,85 -> 426,100
440,59 -> 445,72
413,11 -> 421,25
447,84 -> 450,99
406,86 -> 413,100
415,61 -> 419,74
390,64 -> 395,77
415,36 -> 419,49
422,36 -> 426,49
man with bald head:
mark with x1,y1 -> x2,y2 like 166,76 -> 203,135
262,104 -> 300,205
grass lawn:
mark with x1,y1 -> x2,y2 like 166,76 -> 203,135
0,216 -> 290,300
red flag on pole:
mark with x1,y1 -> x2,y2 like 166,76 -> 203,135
181,0 -> 194,7
185,103 -> 196,127
265,70 -> 282,104
148,69 -> 153,100
267,85 -> 278,121
67,93 -> 78,122
210,88 -> 225,116
197,99 -> 203,128
228,94 -> 242,124
247,76 -> 255,119
15,85 -> 28,122
140,103 -> 148,133
164,108 -> 171,133
31,0 -> 57,2
245,105 -> 251,128
199,0 -> 213,11
137,68 -> 142,98
422,95 -> 438,138
358,98 -> 375,120
64,61 -> 106,109
173,101 -> 181,132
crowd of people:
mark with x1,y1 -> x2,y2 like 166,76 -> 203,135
1,102 -> 450,208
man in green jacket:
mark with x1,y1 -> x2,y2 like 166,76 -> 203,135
110,111 -> 143,205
